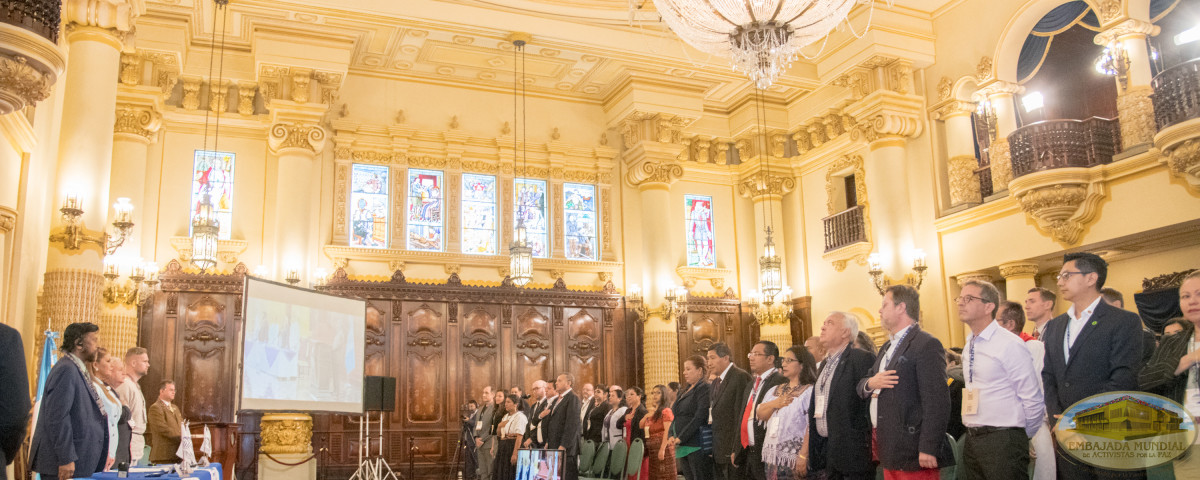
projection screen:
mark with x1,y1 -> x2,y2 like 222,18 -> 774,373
239,277 -> 365,413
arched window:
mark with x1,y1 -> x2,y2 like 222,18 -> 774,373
514,178 -> 548,258
349,163 -> 389,248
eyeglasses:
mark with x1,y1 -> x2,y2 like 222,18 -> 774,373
781,357 -> 798,364
747,352 -> 766,359
1056,270 -> 1086,281
955,295 -> 983,304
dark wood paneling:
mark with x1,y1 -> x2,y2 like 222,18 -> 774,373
138,263 -> 634,480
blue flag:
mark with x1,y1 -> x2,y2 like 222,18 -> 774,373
35,329 -> 58,403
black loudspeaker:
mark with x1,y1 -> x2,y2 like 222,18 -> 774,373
364,376 -> 396,412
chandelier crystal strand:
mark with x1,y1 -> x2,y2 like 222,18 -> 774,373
653,0 -> 868,88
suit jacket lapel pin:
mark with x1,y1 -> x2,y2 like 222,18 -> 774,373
1091,321 -> 1097,326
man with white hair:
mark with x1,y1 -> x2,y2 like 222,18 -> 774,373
801,312 -> 876,479
524,380 -> 549,448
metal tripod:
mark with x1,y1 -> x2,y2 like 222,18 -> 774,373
349,411 -> 401,480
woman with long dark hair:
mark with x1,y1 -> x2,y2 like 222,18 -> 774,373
585,383 -> 612,445
755,346 -> 817,480
670,355 -> 712,480
492,394 -> 528,480
640,385 -> 676,480
602,386 -> 628,448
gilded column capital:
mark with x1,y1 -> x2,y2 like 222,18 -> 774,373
999,262 -> 1040,279
955,271 -> 994,287
932,101 -> 976,121
738,171 -> 795,200
0,206 -> 16,233
980,81 -> 1023,98
845,90 -> 924,144
1094,19 -> 1159,45
859,112 -> 922,144
268,122 -> 327,155
625,161 -> 683,190
113,102 -> 162,140
62,0 -> 142,47
0,54 -> 56,113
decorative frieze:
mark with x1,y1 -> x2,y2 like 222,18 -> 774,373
181,76 -> 202,110
237,82 -> 257,115
1116,86 -> 1155,148
259,413 -> 313,454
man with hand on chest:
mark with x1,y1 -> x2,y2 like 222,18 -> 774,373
735,341 -> 785,480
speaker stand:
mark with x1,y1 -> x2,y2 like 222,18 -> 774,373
349,411 -> 401,480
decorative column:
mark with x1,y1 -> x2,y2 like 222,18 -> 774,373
1095,19 -> 1160,149
0,111 -> 36,327
981,82 -> 1022,192
624,138 -> 685,392
999,262 -> 1040,333
934,101 -> 983,206
258,412 -> 316,480
738,166 -> 795,350
103,92 -> 162,354
266,102 -> 327,281
44,0 -> 139,335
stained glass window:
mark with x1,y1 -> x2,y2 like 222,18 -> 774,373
563,183 -> 597,260
514,178 -> 548,258
407,169 -> 443,251
685,194 -> 715,268
190,150 -> 235,240
461,173 -> 497,255
349,164 -> 389,248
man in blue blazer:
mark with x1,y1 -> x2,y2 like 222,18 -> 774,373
0,323 -> 31,480
1041,252 -> 1143,479
31,322 -> 109,479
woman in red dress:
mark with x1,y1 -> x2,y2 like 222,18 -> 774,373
640,385 -> 677,480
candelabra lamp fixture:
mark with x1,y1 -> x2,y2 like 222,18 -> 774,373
50,195 -> 136,255
626,284 -> 689,321
1095,41 -> 1130,89
102,258 -> 159,306
867,250 -> 928,295
747,285 -> 794,325
758,226 -> 783,301
509,222 -> 534,287
284,267 -> 302,286
190,192 -> 220,273
312,268 -> 329,288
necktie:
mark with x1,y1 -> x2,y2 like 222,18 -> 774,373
1032,329 -> 1040,340
740,376 -> 762,448
711,377 -> 723,404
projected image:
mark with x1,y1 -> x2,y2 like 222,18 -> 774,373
515,449 -> 561,480
241,278 -> 365,413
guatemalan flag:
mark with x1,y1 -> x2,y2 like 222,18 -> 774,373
32,329 -> 59,480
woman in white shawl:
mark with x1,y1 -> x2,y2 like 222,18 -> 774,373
755,345 -> 818,480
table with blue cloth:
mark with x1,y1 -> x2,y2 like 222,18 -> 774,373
89,463 -> 223,480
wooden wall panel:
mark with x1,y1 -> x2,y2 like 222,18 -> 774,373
139,263 -> 639,479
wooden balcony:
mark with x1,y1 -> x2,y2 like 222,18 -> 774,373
1008,117 -> 1122,178
822,205 -> 867,253
1152,59 -> 1200,131
1,0 -> 59,42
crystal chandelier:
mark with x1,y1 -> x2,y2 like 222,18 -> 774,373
191,192 -> 220,273
652,0 -> 875,88
758,226 -> 782,301
508,35 -> 534,288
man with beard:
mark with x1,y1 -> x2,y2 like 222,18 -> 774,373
30,322 -> 109,479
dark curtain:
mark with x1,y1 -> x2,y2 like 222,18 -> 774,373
1017,1 -> 1102,81
1134,289 -> 1183,333
1151,0 -> 1181,21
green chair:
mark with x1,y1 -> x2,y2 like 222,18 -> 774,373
580,440 -> 596,475
624,438 -> 645,480
584,442 -> 611,478
956,434 -> 967,480
607,441 -> 628,479
940,433 -> 959,480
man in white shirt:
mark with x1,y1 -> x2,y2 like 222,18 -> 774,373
736,341 -> 785,480
115,348 -> 150,466
578,383 -> 594,423
997,302 -> 1054,480
524,381 -> 548,448
1024,288 -> 1057,340
958,280 -> 1044,479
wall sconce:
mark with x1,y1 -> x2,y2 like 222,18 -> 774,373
284,267 -> 301,285
312,268 -> 328,288
102,258 -> 159,306
1095,42 -> 1130,89
252,265 -> 270,278
50,195 -> 135,254
867,250 -> 929,295
746,285 -> 794,325
626,284 -> 688,321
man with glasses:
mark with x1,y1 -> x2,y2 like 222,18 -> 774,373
860,284 -> 952,479
1041,252 -> 1143,479
735,341 -> 785,480
956,280 -> 1044,479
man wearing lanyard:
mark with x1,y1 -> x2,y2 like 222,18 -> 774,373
1041,252 -> 1142,479
860,285 -> 951,480
474,386 -> 497,480
736,341 -> 785,480
957,280 -> 1044,480
802,311 -> 875,479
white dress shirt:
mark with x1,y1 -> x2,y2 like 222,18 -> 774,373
743,367 -> 776,446
1063,296 -> 1103,363
964,320 -> 1045,437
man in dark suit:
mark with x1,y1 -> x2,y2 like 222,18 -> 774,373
545,373 -> 582,480
0,323 -> 30,480
736,340 -> 786,480
525,380 -> 549,448
804,312 -> 875,479
30,322 -> 108,479
860,285 -> 952,479
705,342 -> 751,480
1042,252 -> 1143,480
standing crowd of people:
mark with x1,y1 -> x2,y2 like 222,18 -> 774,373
463,252 -> 1200,480
0,322 -> 188,479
